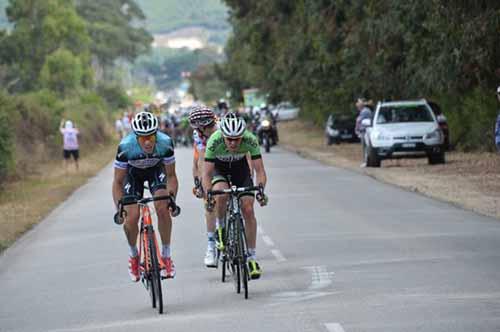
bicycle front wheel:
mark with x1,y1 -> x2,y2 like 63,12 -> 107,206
148,233 -> 163,314
237,217 -> 249,299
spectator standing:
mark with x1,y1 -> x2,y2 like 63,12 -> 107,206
355,98 -> 373,167
60,119 -> 80,171
115,116 -> 124,139
495,86 -> 500,152
122,111 -> 131,136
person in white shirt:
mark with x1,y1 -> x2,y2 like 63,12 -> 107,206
60,119 -> 80,171
115,116 -> 124,139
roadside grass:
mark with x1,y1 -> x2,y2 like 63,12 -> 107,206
278,120 -> 500,219
0,142 -> 116,253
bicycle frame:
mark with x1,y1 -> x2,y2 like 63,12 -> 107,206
138,203 -> 164,278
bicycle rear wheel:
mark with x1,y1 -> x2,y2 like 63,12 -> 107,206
148,233 -> 163,314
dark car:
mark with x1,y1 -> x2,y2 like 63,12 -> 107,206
428,101 -> 450,151
325,113 -> 359,145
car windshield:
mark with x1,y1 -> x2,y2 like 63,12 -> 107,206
376,105 -> 434,124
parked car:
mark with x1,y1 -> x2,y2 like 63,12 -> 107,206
272,102 -> 299,121
363,99 -> 445,167
428,101 -> 450,151
325,113 -> 359,145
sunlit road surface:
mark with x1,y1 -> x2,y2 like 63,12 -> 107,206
1,146 -> 500,332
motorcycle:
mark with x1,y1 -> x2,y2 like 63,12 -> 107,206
257,117 -> 274,153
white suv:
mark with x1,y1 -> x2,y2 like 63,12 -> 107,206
363,99 -> 445,167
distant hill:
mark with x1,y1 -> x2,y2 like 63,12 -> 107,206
0,1 -> 230,35
135,0 -> 229,34
0,0 -> 8,28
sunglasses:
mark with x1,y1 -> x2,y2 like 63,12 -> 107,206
137,134 -> 156,143
225,136 -> 242,142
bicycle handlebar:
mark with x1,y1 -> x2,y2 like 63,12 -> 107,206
115,195 -> 181,225
208,185 -> 263,197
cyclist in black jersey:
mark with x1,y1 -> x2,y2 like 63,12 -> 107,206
112,111 -> 179,282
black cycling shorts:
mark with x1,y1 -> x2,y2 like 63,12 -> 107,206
121,163 -> 167,204
63,149 -> 79,160
211,166 -> 254,198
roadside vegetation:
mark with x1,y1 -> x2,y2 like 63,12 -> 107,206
215,1 -> 500,152
0,0 -> 154,252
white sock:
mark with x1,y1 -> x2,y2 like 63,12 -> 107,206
248,248 -> 256,260
162,244 -> 171,258
129,245 -> 138,257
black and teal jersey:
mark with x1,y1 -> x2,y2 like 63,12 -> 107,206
204,130 -> 261,172
114,132 -> 175,170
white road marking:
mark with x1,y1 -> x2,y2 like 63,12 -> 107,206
325,322 -> 346,332
262,235 -> 275,247
271,249 -> 287,262
303,266 -> 335,290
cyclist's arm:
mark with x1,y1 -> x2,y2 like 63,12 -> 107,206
164,162 -> 178,198
112,167 -> 127,209
192,149 -> 199,180
202,160 -> 215,197
252,157 -> 267,189
197,149 -> 206,182
246,152 -> 255,179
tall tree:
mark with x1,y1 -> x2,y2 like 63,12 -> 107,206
0,0 -> 91,91
75,0 -> 153,72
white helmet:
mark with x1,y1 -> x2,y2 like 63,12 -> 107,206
131,111 -> 158,136
220,112 -> 246,138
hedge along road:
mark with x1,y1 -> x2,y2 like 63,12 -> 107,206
1,146 -> 500,332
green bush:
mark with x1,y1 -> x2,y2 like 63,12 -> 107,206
0,91 -> 14,184
445,89 -> 498,152
96,83 -> 131,110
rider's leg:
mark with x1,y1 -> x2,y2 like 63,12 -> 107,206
241,195 -> 262,278
154,188 -> 172,257
213,180 -> 229,225
154,187 -> 176,278
123,204 -> 140,254
240,196 -> 257,253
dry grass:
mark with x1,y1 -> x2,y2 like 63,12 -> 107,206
279,120 -> 500,219
0,143 -> 116,252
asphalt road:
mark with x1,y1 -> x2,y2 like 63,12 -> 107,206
1,146 -> 500,332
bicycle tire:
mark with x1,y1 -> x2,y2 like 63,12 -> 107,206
221,254 -> 227,282
148,232 -> 163,314
237,219 -> 249,299
142,231 -> 156,309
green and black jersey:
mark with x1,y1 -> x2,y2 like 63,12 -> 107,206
205,130 -> 261,175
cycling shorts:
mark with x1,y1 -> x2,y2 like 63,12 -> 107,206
121,163 -> 167,204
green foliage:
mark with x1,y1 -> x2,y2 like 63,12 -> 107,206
39,49 -> 87,96
133,47 -> 223,90
1,0 -> 91,92
135,0 -> 229,33
75,0 -> 153,68
0,91 -> 14,182
189,64 -> 228,103
96,82 -> 131,109
221,0 -> 500,151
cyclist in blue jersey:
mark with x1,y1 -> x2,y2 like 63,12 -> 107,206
112,111 -> 179,282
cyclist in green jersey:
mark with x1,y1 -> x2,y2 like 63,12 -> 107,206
202,112 -> 268,279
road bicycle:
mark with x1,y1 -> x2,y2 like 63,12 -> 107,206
116,195 -> 180,314
207,182 -> 264,299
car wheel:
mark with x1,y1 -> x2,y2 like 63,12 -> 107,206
366,145 -> 381,167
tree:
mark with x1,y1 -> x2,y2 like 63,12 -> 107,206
1,0 -> 91,91
75,0 -> 153,71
